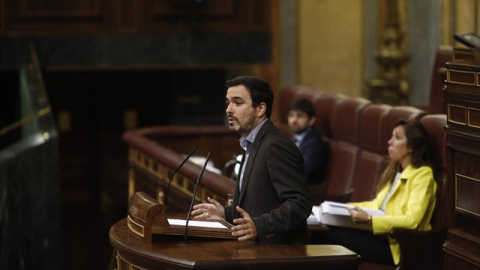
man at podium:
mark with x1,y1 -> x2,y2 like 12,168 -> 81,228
191,76 -> 312,244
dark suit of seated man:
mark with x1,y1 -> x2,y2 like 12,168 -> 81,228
288,98 -> 327,184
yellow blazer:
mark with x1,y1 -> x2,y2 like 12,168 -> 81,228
351,165 -> 437,265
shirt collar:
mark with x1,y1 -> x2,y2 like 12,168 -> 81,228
240,118 -> 268,151
293,127 -> 311,144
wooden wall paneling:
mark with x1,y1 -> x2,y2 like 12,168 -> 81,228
1,0 -> 4,32
1,0 -> 271,34
140,0 -> 270,32
117,0 -> 138,32
248,0 -> 270,30
2,0 -> 117,33
443,48 -> 480,270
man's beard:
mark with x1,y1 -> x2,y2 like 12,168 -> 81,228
228,114 -> 257,135
227,115 -> 243,134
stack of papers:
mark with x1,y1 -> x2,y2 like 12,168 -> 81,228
308,201 -> 385,231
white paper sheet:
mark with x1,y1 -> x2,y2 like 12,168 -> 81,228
167,218 -> 228,229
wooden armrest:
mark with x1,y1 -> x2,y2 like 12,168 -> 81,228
310,188 -> 354,205
389,228 -> 447,270
324,188 -> 354,203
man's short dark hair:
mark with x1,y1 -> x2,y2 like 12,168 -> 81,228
226,76 -> 273,118
289,98 -> 316,118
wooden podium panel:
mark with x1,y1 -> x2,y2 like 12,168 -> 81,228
110,218 -> 360,270
443,48 -> 480,270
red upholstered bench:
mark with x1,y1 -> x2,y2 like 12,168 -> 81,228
278,85 -> 447,270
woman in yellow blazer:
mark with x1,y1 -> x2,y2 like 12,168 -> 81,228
314,120 -> 437,266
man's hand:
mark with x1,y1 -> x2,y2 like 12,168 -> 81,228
231,206 -> 257,241
191,197 -> 225,220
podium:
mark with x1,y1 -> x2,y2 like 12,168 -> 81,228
109,192 -> 360,269
110,218 -> 360,270
126,191 -> 235,243
443,47 -> 480,269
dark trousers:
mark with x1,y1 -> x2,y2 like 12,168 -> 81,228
311,226 -> 395,266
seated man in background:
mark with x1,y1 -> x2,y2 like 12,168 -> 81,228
287,98 -> 327,184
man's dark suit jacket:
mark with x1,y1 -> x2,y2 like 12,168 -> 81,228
224,119 -> 312,244
298,127 -> 327,184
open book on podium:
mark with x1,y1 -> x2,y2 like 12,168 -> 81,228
126,191 -> 236,243
308,201 -> 385,231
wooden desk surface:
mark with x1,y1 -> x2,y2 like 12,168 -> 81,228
110,218 -> 360,270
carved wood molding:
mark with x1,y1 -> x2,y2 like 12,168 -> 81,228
1,0 -> 270,33
128,147 -> 229,206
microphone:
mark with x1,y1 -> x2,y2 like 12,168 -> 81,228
164,147 -> 196,209
182,151 -> 211,244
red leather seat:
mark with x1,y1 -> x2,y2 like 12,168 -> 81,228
351,104 -> 391,202
425,46 -> 453,114
323,96 -> 371,199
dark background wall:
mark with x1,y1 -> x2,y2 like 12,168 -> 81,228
0,1 -> 274,270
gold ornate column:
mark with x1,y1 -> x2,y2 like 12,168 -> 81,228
365,0 -> 410,105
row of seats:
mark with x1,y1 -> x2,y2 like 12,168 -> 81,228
278,85 -> 448,270
279,85 -> 445,201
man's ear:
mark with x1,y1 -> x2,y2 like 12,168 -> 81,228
309,115 -> 317,126
256,102 -> 267,117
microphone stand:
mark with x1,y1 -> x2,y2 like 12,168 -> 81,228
182,152 -> 211,244
164,147 -> 196,208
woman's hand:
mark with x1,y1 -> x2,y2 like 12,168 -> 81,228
191,197 -> 225,220
348,206 -> 371,224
